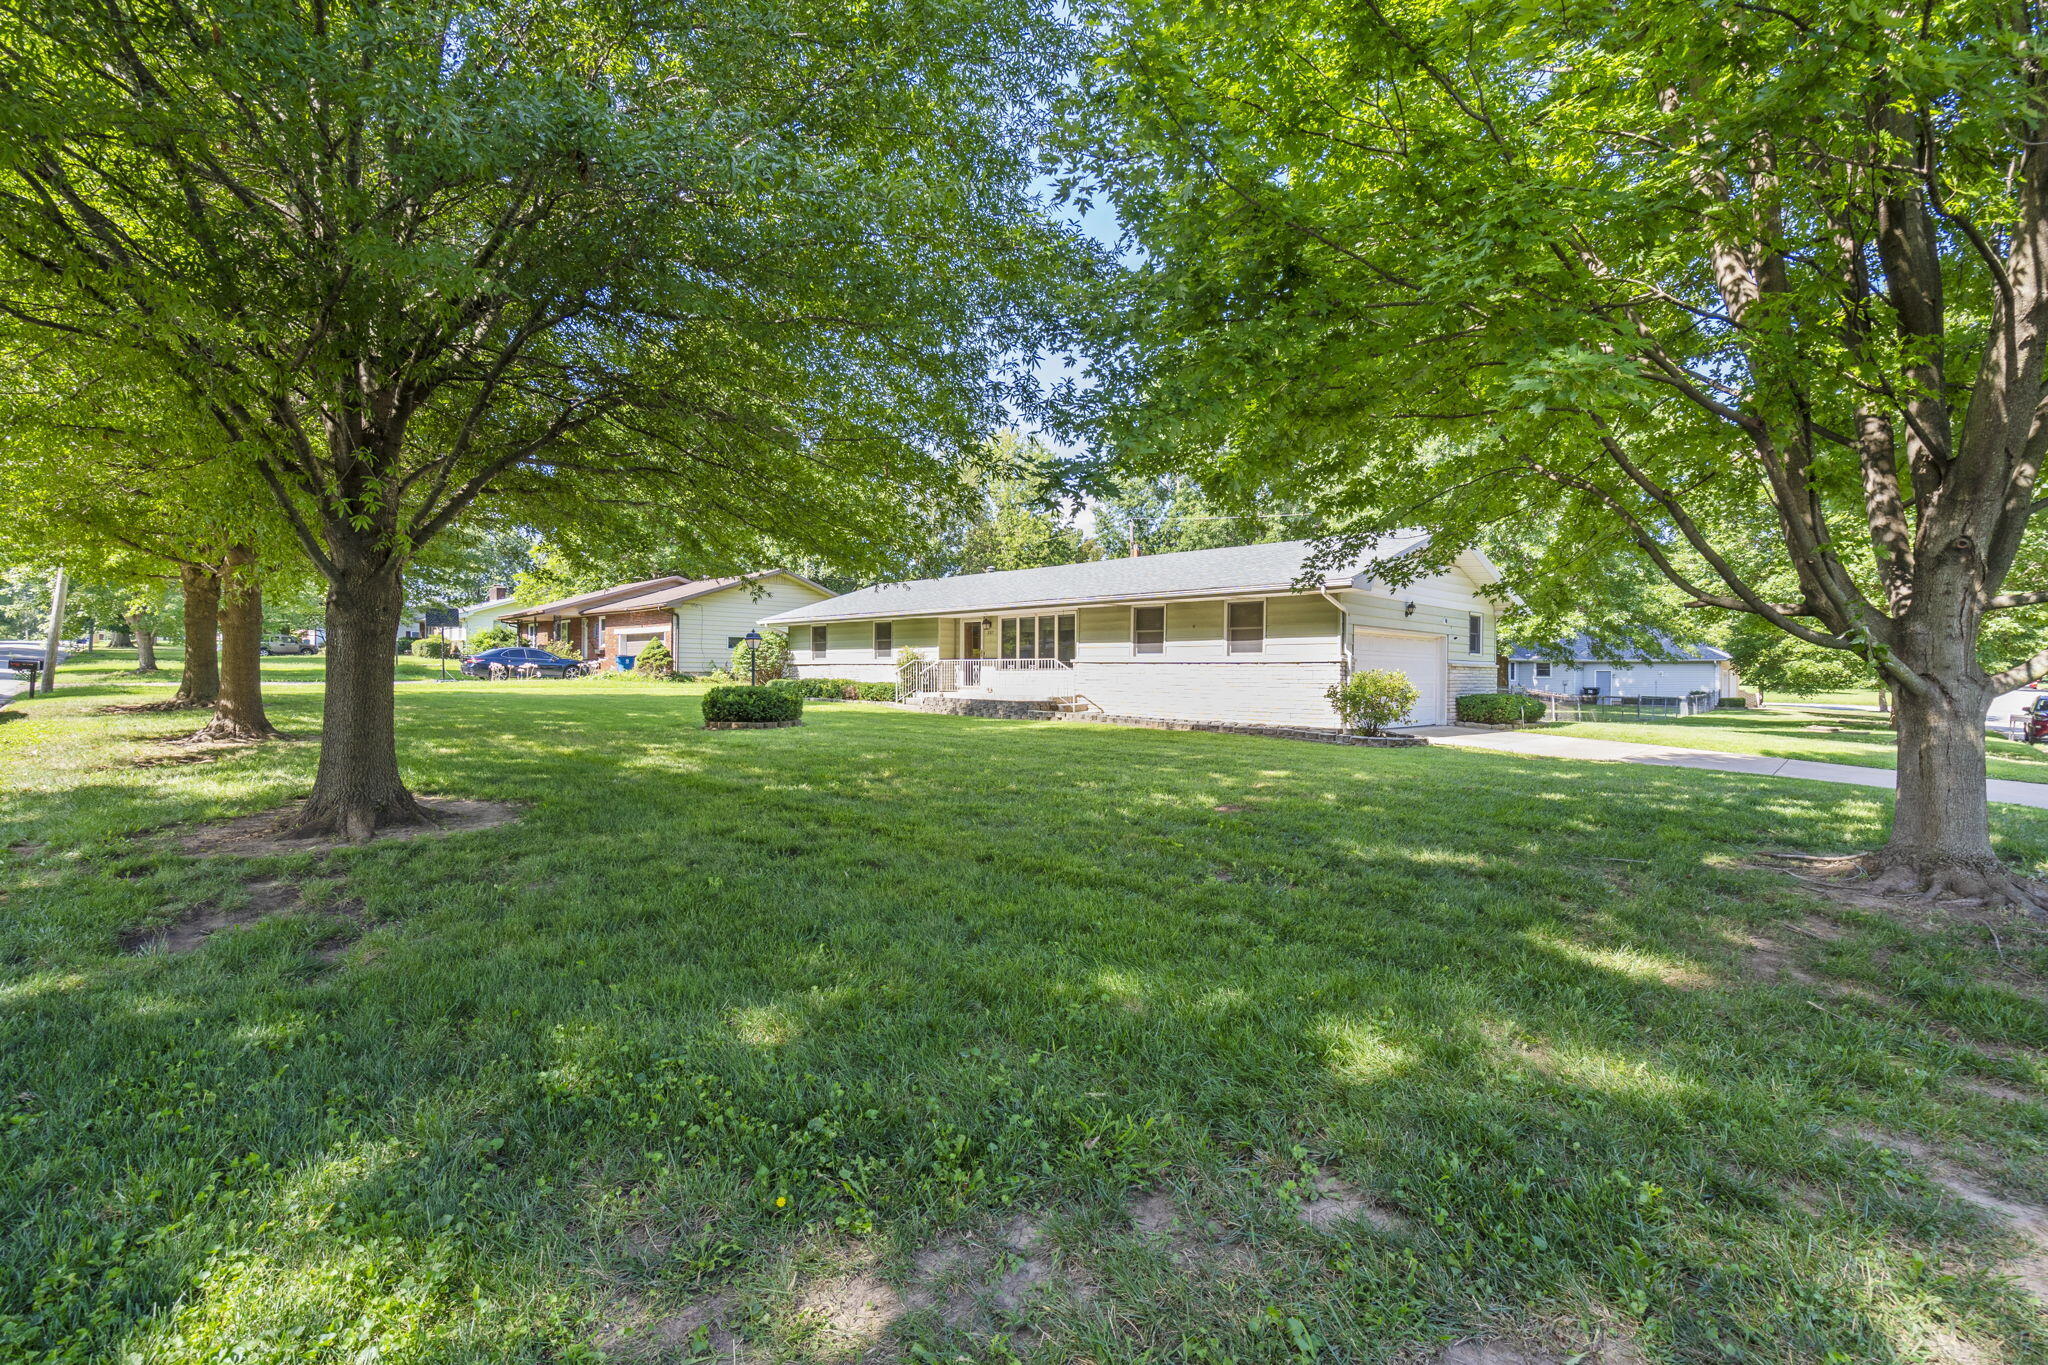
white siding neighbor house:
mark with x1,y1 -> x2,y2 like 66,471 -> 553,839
759,537 -> 1505,730
452,585 -> 522,644
1505,635 -> 1739,701
504,571 -> 833,673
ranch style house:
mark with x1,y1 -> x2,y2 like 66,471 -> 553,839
504,571 -> 832,673
759,537 -> 1505,730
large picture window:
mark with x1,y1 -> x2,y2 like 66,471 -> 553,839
873,622 -> 892,658
997,612 -> 1075,662
1132,605 -> 1165,655
1227,600 -> 1265,654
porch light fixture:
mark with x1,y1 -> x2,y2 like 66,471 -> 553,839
743,629 -> 763,685
1403,601 -> 1416,617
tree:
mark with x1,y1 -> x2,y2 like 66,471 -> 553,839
1092,475 -> 1307,557
1069,0 -> 2048,904
909,431 -> 1102,577
0,0 -> 1081,837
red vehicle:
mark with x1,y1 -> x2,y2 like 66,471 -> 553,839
2022,696 -> 2048,744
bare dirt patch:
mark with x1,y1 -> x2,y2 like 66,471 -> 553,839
1951,1075 -> 2040,1104
120,878 -> 302,955
598,1291 -> 751,1363
96,699 -> 208,715
1838,1125 -> 2048,1306
1430,1331 -> 1644,1365
132,735 -> 269,768
794,1269 -> 906,1352
177,798 -> 520,858
6,842 -> 43,859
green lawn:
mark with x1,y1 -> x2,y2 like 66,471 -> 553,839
1540,706 -> 2048,785
1760,690 -> 1891,709
52,644 -> 456,686
4,679 -> 2047,1363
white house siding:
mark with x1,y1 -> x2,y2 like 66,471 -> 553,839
663,576 -> 833,673
1064,661 -> 1345,727
783,617 -> 937,683
1509,659 -> 1728,696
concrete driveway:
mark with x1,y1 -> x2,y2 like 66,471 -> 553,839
1406,724 -> 2048,810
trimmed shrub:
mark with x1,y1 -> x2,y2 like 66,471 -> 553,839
414,635 -> 456,658
1716,695 -> 1749,709
541,640 -> 582,661
633,639 -> 674,677
771,677 -> 856,700
853,681 -> 896,702
729,630 -> 790,682
1326,668 -> 1421,735
394,637 -> 415,655
1455,691 -> 1547,724
702,684 -> 803,724
469,624 -> 516,652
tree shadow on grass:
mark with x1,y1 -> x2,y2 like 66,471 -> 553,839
5,699 -> 2047,1362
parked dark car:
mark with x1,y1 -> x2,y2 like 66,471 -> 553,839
460,646 -> 585,679
2022,695 -> 2048,745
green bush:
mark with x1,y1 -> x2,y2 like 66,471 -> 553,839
541,640 -> 582,661
771,677 -> 856,700
394,637 -> 415,655
853,681 -> 896,702
729,630 -> 790,682
1326,668 -> 1420,735
469,624 -> 516,652
1716,695 -> 1749,709
414,635 -> 456,658
633,639 -> 674,676
1455,691 -> 1547,724
702,685 -> 803,724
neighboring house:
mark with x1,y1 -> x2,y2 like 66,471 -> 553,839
1504,634 -> 1739,700
503,571 -> 833,672
759,536 -> 1504,729
453,585 -> 523,643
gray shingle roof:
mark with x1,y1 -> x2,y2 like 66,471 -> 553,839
760,535 -> 1443,625
1507,633 -> 1730,663
504,576 -> 689,619
598,571 -> 826,613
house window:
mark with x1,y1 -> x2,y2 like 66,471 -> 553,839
727,635 -> 745,649
1468,614 -> 1483,654
1534,661 -> 1552,679
1226,600 -> 1265,654
873,622 -> 892,658
997,613 -> 1075,662
1133,605 -> 1165,655
810,625 -> 827,660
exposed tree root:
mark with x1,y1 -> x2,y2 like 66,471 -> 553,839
97,698 -> 212,714
283,792 -> 437,844
1765,849 -> 2048,916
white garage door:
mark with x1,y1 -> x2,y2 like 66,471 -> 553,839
1354,629 -> 1446,727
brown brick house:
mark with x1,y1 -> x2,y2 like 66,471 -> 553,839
500,571 -> 833,672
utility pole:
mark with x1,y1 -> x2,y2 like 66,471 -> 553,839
40,567 -> 68,693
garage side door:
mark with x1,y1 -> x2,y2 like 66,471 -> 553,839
1354,629 -> 1446,726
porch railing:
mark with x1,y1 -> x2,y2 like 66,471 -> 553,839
895,656 -> 1073,701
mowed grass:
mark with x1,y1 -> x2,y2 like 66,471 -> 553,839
3,680 -> 2048,1364
1541,706 -> 2048,785
51,644 -> 454,686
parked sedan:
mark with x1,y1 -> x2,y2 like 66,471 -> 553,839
460,646 -> 585,679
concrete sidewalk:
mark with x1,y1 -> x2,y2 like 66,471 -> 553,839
1405,725 -> 2048,811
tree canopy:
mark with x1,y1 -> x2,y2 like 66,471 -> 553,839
1066,0 -> 2048,896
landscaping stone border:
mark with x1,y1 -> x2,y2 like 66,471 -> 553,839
904,696 -> 1426,746
703,720 -> 803,730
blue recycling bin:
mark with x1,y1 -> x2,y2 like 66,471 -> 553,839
616,654 -> 635,672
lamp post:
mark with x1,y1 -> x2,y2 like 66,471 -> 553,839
743,629 -> 762,686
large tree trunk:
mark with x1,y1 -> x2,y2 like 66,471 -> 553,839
129,614 -> 157,672
292,554 -> 428,839
172,564 -> 220,707
109,624 -> 132,648
194,546 -> 280,741
1882,679 -> 1996,879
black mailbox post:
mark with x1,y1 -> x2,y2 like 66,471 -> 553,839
8,658 -> 42,698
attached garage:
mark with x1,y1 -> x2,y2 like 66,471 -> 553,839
1354,628 -> 1447,726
